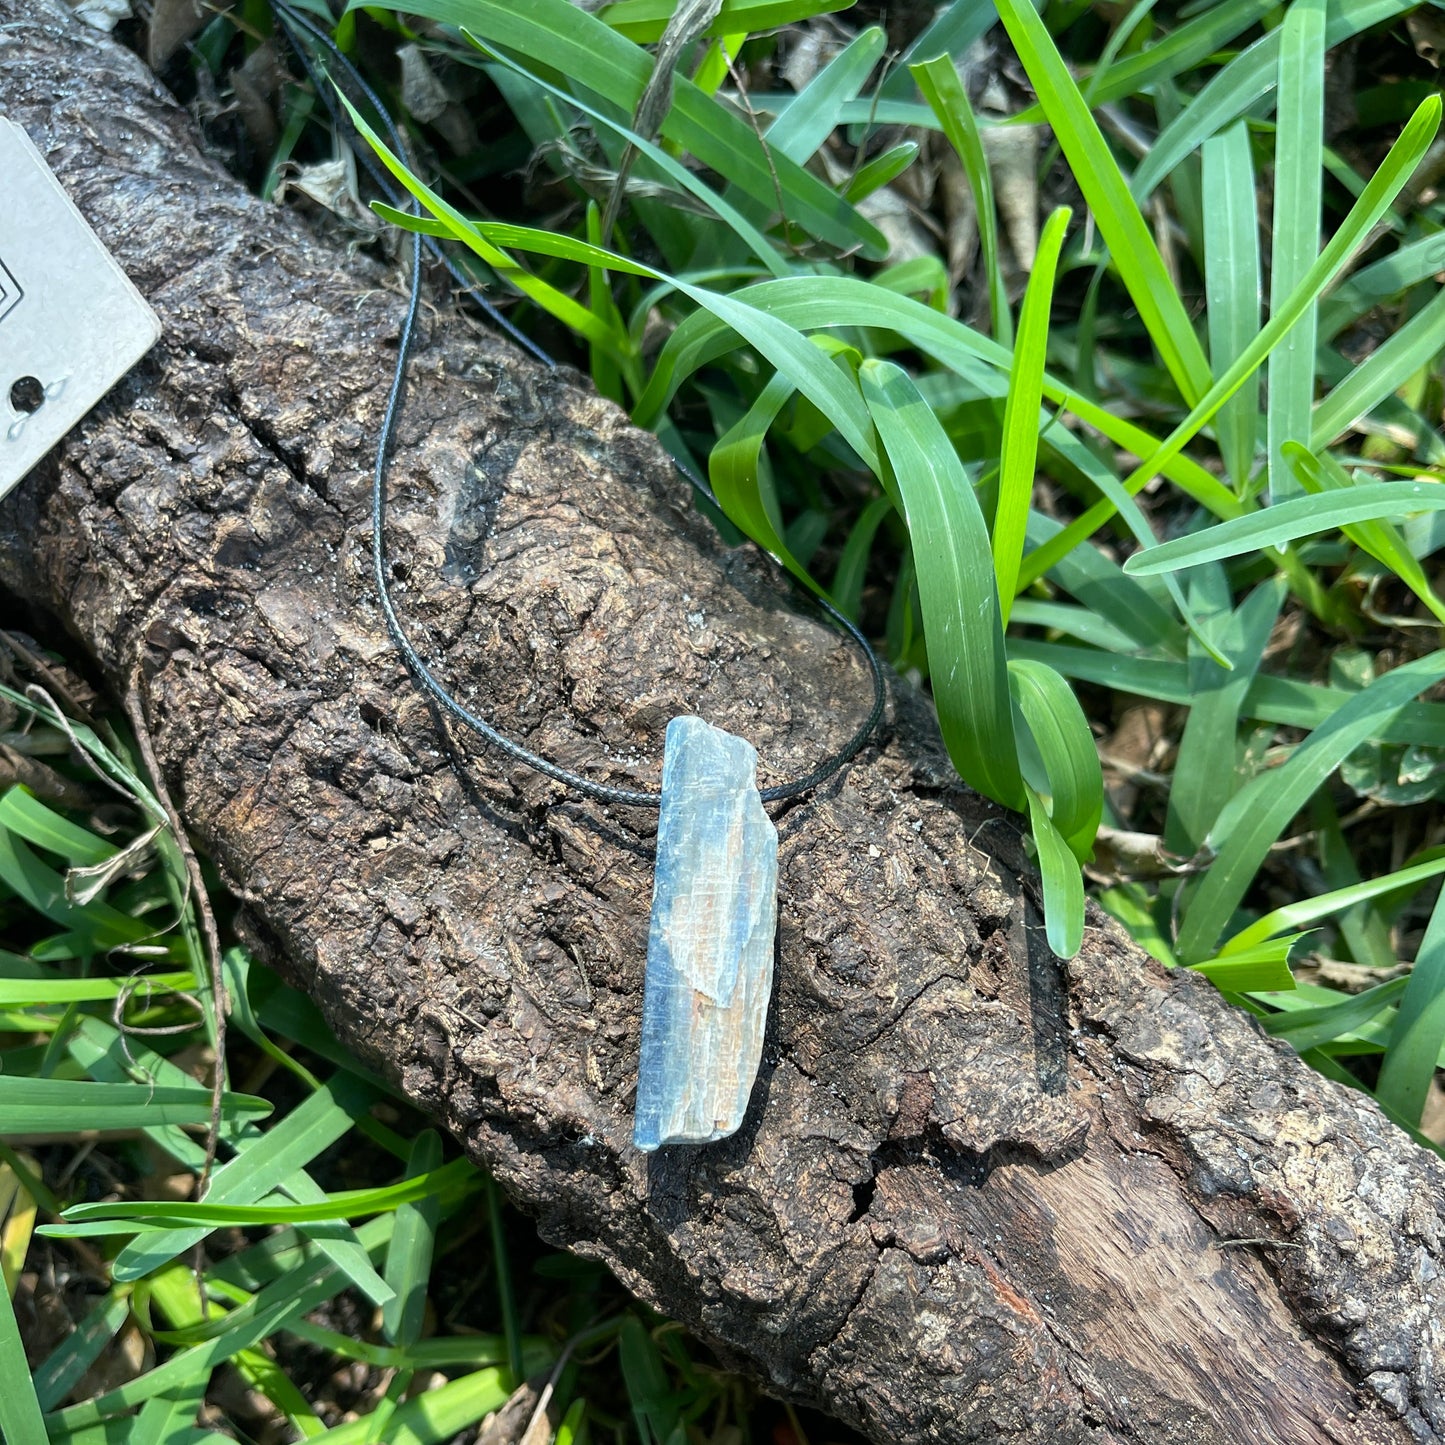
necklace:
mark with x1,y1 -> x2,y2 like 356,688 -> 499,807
275,3 -> 886,1150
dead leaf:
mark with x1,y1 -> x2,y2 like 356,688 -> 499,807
65,0 -> 129,32
981,121 -> 1039,276
937,146 -> 978,298
148,0 -> 208,70
1421,1076 -> 1445,1144
276,153 -> 385,235
398,43 -> 450,124
1099,700 -> 1173,820
1087,825 -> 1192,885
855,185 -> 940,267
781,24 -> 847,93
1407,9 -> 1445,67
478,1382 -> 541,1445
230,38 -> 282,155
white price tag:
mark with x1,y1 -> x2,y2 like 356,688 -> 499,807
0,118 -> 161,495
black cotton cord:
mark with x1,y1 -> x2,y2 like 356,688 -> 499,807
272,1 -> 886,808
270,1 -> 552,366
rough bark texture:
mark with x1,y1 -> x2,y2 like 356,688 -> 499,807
3,6 -> 1445,1441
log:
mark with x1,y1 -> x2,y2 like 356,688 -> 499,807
3,5 -> 1444,1440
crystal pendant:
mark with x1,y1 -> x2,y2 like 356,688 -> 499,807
633,716 -> 778,1151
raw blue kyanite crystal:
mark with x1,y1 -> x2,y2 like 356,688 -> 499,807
633,716 -> 778,1151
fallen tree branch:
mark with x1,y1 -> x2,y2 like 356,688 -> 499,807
2,5 -> 1443,1441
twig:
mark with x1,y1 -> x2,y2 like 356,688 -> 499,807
0,629 -> 98,725
600,0 -> 722,245
516,1318 -> 625,1445
722,46 -> 792,253
123,683 -> 230,1199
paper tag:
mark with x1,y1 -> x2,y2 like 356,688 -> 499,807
0,118 -> 161,495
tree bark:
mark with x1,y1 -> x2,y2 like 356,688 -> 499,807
3,6 -> 1444,1441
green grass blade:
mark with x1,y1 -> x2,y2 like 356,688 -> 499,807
585,204 -> 632,404
861,359 -> 1023,808
1191,938 -> 1300,993
1024,784 -> 1085,959
0,1271 -> 47,1445
1033,641 -> 1445,746
1176,650 -> 1445,961
766,25 -> 885,163
1072,0 -> 1278,112
1310,795 -> 1398,971
1267,0 -> 1326,501
1261,977 -> 1408,1053
634,275 -> 1239,519
709,371 -> 820,591
274,1368 -> 513,1445
1009,637 -> 1445,747
0,1078 -> 268,1134
555,1398 -> 587,1445
1312,283 -> 1445,451
995,207 -> 1070,616
33,1290 -> 131,1411
56,1160 -> 474,1230
1023,513 -> 1181,653
1008,658 -> 1102,862
206,1216 -> 390,1296
247,971 -> 397,1094
0,787 -> 117,866
1320,231 -> 1445,339
369,62 -> 791,286
1008,599 -> 1137,653
1284,443 -> 1445,624
1099,880 -> 1179,967
845,142 -> 921,203
993,0 -> 1213,405
831,493 -> 894,621
481,1173 -> 524,1385
1123,480 -> 1445,574
279,1323 -> 525,1373
1165,577 -> 1284,855
1377,887 -> 1445,1125
378,0 -> 885,257
0,970 -> 195,1007
382,1131 -> 446,1348
1021,381 -> 1226,662
66,1017 -> 248,1182
232,1352 -> 324,1441
45,1254 -> 351,1434
1202,122 -> 1261,493
1083,95 -> 1443,575
1224,854 -> 1445,956
878,0 -> 999,104
111,1072 -> 383,1283
620,1317 -> 683,1445
132,1382 -> 208,1445
1132,0 -> 1417,201
355,120 -> 886,473
0,830 -> 158,950
364,199 -> 618,347
475,41 -> 796,278
912,54 -> 1012,346
597,0 -> 850,42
